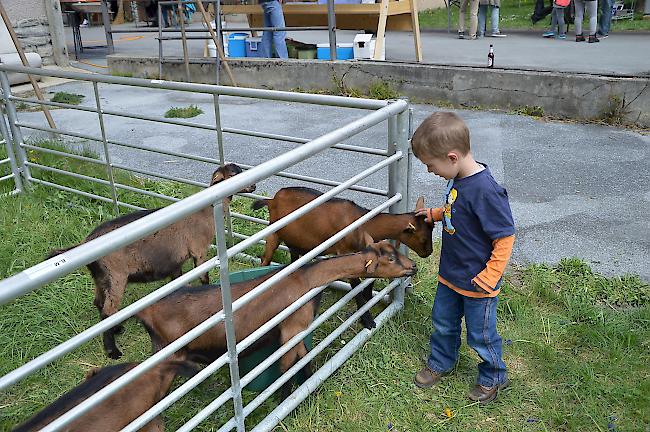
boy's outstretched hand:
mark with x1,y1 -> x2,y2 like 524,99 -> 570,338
416,207 -> 444,225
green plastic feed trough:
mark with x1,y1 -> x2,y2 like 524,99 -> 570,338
226,265 -> 313,392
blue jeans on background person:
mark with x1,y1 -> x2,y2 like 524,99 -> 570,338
426,283 -> 508,388
598,0 -> 613,35
478,4 -> 500,36
261,0 -> 288,58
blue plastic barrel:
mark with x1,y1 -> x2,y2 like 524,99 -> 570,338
228,32 -> 248,57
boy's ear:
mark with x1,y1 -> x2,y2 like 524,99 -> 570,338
447,151 -> 460,163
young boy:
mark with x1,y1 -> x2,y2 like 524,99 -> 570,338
411,112 -> 515,404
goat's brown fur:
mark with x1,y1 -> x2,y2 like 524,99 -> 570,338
252,187 -> 431,328
136,242 -> 417,397
13,360 -> 199,432
47,164 -> 255,360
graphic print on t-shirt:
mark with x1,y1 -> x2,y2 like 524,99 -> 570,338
443,179 -> 457,235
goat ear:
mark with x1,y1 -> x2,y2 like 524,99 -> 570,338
404,222 -> 416,233
414,196 -> 425,211
169,360 -> 202,378
362,231 -> 374,247
211,168 -> 226,185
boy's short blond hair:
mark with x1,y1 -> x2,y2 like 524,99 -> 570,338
411,112 -> 470,159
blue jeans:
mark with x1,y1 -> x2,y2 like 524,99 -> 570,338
599,0 -> 613,35
478,4 -> 500,36
427,283 -> 507,387
261,0 -> 288,58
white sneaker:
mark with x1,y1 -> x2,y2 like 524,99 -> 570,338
489,31 -> 507,37
80,19 -> 89,28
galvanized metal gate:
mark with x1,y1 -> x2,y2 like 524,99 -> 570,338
0,64 -> 412,432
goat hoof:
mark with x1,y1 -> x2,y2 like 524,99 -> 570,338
361,317 -> 377,330
113,324 -> 125,335
107,348 -> 123,360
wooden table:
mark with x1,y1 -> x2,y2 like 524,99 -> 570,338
222,0 -> 422,61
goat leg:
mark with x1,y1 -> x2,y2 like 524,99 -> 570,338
350,278 -> 376,329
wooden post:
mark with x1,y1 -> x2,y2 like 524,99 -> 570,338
373,0 -> 389,60
196,0 -> 237,87
0,2 -> 56,130
409,0 -> 422,62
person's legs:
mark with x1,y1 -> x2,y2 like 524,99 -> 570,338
490,5 -> 499,34
598,0 -> 612,35
556,7 -> 566,36
469,0 -> 479,38
426,283 -> 464,374
464,296 -> 508,389
261,2 -> 273,57
477,4 -> 487,37
262,0 -> 288,58
587,0 -> 598,35
458,0 -> 469,34
574,0 -> 585,37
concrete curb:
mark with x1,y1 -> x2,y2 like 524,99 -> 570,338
108,55 -> 650,127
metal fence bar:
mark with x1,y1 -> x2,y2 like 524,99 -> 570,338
251,281 -> 401,432
92,82 -> 120,215
0,104 -> 23,192
29,178 -> 142,211
22,143 -> 104,164
228,231 -> 292,253
213,202 -> 246,431
0,65 -> 389,110
9,95 -> 98,113
25,162 -> 178,203
0,71 -> 32,186
0,172 -> 15,182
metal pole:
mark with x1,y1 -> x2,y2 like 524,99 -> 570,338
387,98 -> 411,305
178,0 -> 192,82
212,93 -> 233,245
100,0 -> 114,54
327,0 -> 337,60
0,103 -> 23,192
92,82 -> 120,215
213,202 -> 246,432
158,1 -> 164,79
0,70 -> 32,187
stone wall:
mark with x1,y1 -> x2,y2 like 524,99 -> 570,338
107,55 -> 650,128
13,18 -> 55,65
3,0 -> 56,66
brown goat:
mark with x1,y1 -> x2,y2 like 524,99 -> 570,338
136,241 -> 417,398
13,360 -> 200,432
252,187 -> 432,329
47,164 -> 256,360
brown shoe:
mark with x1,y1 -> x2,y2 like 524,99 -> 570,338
414,366 -> 443,389
468,381 -> 509,404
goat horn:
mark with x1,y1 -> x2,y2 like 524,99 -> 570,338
408,222 -> 416,230
365,259 -> 373,268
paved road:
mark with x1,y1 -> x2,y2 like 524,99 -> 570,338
14,80 -> 650,280
68,23 -> 650,76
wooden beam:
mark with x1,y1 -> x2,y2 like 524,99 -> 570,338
195,0 -> 237,87
374,0 -> 389,60
0,2 -> 56,130
409,0 -> 422,62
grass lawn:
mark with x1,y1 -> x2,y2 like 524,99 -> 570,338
0,141 -> 649,431
419,0 -> 650,31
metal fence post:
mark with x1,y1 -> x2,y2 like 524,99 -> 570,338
92,82 -> 120,215
0,102 -> 23,193
326,0 -> 337,60
158,1 -> 164,79
212,93 -> 233,245
0,70 -> 32,188
100,0 -> 114,54
213,201 -> 246,432
387,98 -> 411,305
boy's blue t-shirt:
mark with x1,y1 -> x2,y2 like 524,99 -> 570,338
438,164 -> 515,293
